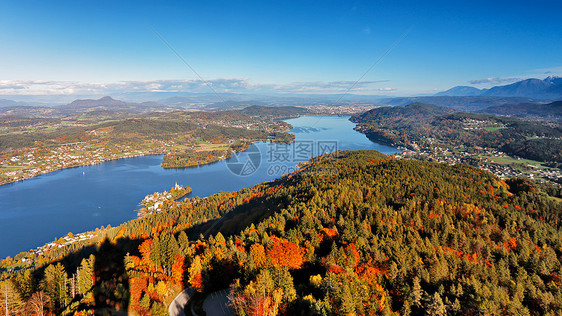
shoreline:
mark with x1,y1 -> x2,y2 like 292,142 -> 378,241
0,123 -> 297,187
0,152 -> 161,187
3,115 -> 383,260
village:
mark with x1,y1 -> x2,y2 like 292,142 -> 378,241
397,145 -> 562,184
304,104 -> 377,115
30,231 -> 97,257
137,183 -> 192,217
0,140 -> 175,185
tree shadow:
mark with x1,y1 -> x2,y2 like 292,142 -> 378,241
92,239 -> 130,315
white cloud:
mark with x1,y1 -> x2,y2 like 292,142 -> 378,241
266,80 -> 391,93
0,78 -> 391,96
468,77 -> 520,85
0,79 -> 252,95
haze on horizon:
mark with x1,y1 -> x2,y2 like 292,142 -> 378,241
1,0 -> 561,101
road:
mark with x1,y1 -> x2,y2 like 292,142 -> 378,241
168,287 -> 194,316
170,204 -> 232,315
203,289 -> 234,316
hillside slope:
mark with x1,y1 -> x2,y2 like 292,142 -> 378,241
378,96 -> 543,112
482,100 -> 562,122
352,103 -> 562,164
1,151 -> 562,315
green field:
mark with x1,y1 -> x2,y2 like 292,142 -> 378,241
484,155 -> 546,168
194,143 -> 230,152
483,126 -> 506,132
170,144 -> 193,150
0,165 -> 25,172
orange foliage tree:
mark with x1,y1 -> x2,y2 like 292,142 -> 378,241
250,243 -> 267,268
188,255 -> 204,292
171,255 -> 185,285
267,237 -> 305,270
129,276 -> 147,307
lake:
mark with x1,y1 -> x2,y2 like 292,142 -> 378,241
0,116 -> 398,258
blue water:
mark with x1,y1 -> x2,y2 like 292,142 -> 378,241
0,116 -> 397,258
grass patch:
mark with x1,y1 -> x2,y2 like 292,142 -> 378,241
486,155 -> 545,167
70,150 -> 88,156
0,166 -> 25,172
37,126 -> 58,133
171,145 -> 193,150
483,126 -> 506,132
194,143 -> 230,152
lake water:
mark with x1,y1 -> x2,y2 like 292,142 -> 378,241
0,116 -> 397,258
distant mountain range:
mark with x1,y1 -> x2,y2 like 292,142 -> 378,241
0,99 -> 24,107
437,76 -> 562,99
0,99 -> 51,107
436,86 -> 483,96
377,96 -> 546,112
58,96 -> 171,112
1,77 -> 561,120
0,96 -> 184,117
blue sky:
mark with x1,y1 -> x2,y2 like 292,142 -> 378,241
1,0 -> 561,98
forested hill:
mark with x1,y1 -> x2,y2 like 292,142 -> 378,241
482,100 -> 562,122
353,102 -> 456,127
352,103 -> 562,163
2,150 -> 562,315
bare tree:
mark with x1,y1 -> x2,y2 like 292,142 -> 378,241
26,291 -> 49,316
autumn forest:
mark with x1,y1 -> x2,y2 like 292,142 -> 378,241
1,150 -> 561,315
